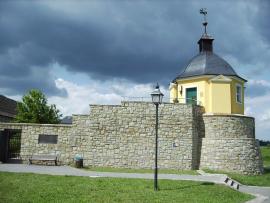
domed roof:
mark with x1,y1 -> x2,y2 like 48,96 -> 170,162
174,52 -> 240,79
173,34 -> 247,82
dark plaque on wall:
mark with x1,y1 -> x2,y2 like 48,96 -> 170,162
38,134 -> 58,144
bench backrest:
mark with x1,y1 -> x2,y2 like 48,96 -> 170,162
31,155 -> 58,160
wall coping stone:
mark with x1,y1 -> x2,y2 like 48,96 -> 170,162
0,122 -> 72,127
90,104 -> 122,107
203,113 -> 254,119
202,138 -> 257,140
72,114 -> 89,116
89,101 -> 202,108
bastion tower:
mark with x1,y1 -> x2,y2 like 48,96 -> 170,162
169,9 -> 263,174
170,10 -> 246,115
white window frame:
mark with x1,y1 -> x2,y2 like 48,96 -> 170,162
236,83 -> 242,104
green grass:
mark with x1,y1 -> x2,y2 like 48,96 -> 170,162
0,172 -> 253,203
261,146 -> 270,167
83,166 -> 198,175
205,168 -> 270,187
204,146 -> 270,186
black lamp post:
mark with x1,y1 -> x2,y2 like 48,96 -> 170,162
150,83 -> 164,191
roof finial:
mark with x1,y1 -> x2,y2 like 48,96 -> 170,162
200,8 -> 208,34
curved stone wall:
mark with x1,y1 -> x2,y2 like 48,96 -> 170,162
200,114 -> 263,174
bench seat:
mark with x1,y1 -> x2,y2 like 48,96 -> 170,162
29,155 -> 58,166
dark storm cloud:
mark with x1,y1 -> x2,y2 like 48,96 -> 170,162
255,0 -> 270,44
0,1 -> 269,96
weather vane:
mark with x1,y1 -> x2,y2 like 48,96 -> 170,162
200,8 -> 208,34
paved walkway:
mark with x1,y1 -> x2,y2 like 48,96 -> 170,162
0,164 -> 269,203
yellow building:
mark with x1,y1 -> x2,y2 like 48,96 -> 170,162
170,30 -> 246,115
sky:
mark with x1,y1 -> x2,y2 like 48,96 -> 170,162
0,0 -> 270,140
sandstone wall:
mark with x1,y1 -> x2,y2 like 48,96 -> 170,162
200,115 -> 263,174
0,102 -> 203,170
0,102 -> 264,174
0,123 -> 73,164
72,102 -> 202,170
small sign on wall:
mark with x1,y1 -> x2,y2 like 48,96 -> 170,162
38,134 -> 58,144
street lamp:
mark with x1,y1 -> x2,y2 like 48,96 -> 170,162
150,83 -> 164,191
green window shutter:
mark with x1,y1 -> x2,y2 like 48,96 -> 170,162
186,87 -> 197,105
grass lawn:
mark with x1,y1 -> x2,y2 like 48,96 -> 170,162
84,166 -> 198,175
261,146 -> 270,167
0,172 -> 253,203
205,146 -> 270,187
225,168 -> 270,187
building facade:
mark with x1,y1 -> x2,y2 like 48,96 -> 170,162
0,95 -> 17,122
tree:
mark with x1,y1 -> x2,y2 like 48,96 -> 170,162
15,89 -> 62,124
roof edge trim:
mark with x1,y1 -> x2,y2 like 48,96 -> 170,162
172,74 -> 247,83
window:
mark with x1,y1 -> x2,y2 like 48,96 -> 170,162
186,87 -> 197,105
236,84 -> 242,104
38,134 -> 58,144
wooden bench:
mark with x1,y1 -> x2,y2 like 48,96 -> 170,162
29,155 -> 58,166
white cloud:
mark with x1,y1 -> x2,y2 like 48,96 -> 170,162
248,79 -> 270,87
245,87 -> 270,140
48,78 -> 168,116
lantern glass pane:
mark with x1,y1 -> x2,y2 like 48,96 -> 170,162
160,95 -> 163,104
152,95 -> 159,104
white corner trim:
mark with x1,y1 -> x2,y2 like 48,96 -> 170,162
169,82 -> 177,90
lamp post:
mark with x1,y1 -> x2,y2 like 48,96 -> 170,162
150,84 -> 164,191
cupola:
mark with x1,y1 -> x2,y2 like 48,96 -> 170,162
170,8 -> 247,115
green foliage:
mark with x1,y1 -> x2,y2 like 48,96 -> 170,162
0,172 -> 253,203
15,89 -> 62,124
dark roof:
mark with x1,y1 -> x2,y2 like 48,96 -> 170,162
174,52 -> 247,81
173,34 -> 247,82
61,116 -> 72,124
0,95 -> 17,118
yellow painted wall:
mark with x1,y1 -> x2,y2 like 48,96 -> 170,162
210,82 -> 231,114
173,78 -> 210,111
170,75 -> 245,115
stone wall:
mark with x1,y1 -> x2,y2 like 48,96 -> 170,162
200,115 -> 263,174
0,102 -> 203,169
0,123 -> 73,164
72,102 -> 203,170
0,102 -> 264,174
192,106 -> 205,169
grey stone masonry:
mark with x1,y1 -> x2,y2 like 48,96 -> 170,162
0,123 -> 72,165
71,102 -> 203,170
0,102 -> 264,174
200,114 -> 263,174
